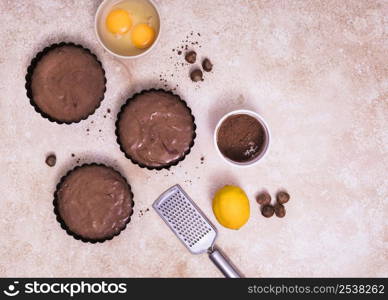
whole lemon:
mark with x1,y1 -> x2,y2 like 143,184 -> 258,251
212,185 -> 250,230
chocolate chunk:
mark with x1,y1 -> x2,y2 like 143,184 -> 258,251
185,51 -> 197,64
45,154 -> 56,167
274,203 -> 286,218
261,205 -> 274,218
190,69 -> 203,82
276,191 -> 290,204
256,192 -> 271,206
202,58 -> 213,72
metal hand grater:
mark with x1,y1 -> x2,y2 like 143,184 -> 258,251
153,184 -> 242,278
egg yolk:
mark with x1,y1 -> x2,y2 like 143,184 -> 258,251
106,9 -> 132,34
131,24 -> 155,49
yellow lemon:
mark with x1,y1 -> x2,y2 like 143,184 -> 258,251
131,23 -> 155,49
106,9 -> 132,34
212,185 -> 250,230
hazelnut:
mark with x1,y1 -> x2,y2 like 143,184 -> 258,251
185,51 -> 197,64
276,191 -> 290,204
190,69 -> 203,82
202,58 -> 213,72
256,192 -> 271,206
45,154 -> 56,167
261,205 -> 274,218
274,203 -> 286,218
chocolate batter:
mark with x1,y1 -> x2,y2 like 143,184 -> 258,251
31,45 -> 105,123
56,165 -> 133,240
217,114 -> 265,162
117,90 -> 195,168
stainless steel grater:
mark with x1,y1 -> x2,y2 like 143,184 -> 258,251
153,184 -> 242,278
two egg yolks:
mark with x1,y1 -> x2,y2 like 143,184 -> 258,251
106,9 -> 155,49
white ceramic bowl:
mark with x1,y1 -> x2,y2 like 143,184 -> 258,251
213,109 -> 271,167
94,0 -> 161,59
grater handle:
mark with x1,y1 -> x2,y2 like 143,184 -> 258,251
208,247 -> 243,278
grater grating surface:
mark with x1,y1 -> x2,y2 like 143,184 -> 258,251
153,184 -> 217,254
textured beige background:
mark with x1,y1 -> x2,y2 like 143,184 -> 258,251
0,0 -> 387,277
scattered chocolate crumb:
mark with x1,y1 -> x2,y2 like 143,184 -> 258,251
261,205 -> 275,218
200,156 -> 205,164
107,108 -> 111,113
86,128 -> 89,132
177,50 -> 182,55
274,203 -> 286,218
45,154 -> 56,167
190,69 -> 203,82
103,115 -> 106,118
202,58 -> 213,72
139,208 -> 150,217
197,32 -> 201,36
172,49 -> 175,52
71,153 -> 75,157
185,51 -> 197,64
99,129 -> 102,132
256,192 -> 271,206
76,159 -> 80,164
91,121 -> 94,124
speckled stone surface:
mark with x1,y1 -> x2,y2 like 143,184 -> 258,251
0,0 -> 387,277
